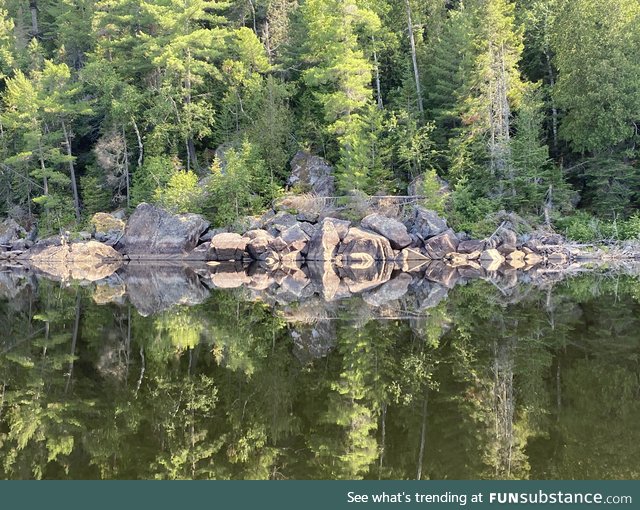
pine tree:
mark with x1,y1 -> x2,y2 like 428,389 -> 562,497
140,0 -> 230,170
551,0 -> 640,153
506,84 -> 573,222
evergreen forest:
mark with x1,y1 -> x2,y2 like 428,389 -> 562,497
1,0 -> 639,238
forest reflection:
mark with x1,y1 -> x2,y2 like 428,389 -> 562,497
1,269 -> 639,480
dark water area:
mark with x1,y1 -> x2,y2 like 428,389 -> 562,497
1,266 -> 640,480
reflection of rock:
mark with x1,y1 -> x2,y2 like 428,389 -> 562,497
24,241 -> 123,282
93,282 -> 126,305
0,269 -> 34,300
209,263 -> 251,288
123,263 -> 210,316
423,261 -> 459,288
340,260 -> 393,294
361,213 -> 411,249
121,203 -> 209,257
413,281 -> 449,310
291,320 -> 337,364
96,338 -> 127,382
307,260 -> 341,301
363,273 -> 412,307
287,151 -> 335,196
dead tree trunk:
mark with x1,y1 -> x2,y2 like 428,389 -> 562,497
405,0 -> 424,118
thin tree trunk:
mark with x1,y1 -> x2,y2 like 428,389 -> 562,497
416,390 -> 428,480
122,125 -> 130,208
544,50 -> 559,152
61,119 -> 81,220
65,293 -> 81,393
372,36 -> 383,109
248,0 -> 257,34
38,140 -> 48,195
405,0 -> 424,118
29,0 -> 39,37
131,117 -> 144,168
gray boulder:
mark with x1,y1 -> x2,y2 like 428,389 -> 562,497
121,203 -> 209,257
424,229 -> 459,259
210,232 -> 248,261
407,207 -> 448,239
0,218 -> 24,246
287,151 -> 335,196
361,213 -> 412,249
339,227 -> 394,263
244,229 -> 274,260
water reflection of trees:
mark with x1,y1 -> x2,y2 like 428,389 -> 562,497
0,275 -> 639,479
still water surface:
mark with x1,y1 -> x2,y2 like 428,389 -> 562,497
1,266 -> 639,479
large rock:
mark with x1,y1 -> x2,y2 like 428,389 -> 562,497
279,224 -> 309,253
407,207 -> 448,239
244,229 -> 274,259
24,241 -> 123,282
424,229 -> 459,259
458,239 -> 486,254
340,227 -> 394,264
210,233 -> 248,261
361,213 -> 412,249
287,151 -> 335,196
121,203 -> 209,257
306,220 -> 341,261
263,211 -> 298,234
0,218 -> 24,246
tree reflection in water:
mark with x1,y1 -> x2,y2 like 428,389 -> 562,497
0,268 -> 639,479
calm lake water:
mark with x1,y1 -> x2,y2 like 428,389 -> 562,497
1,265 -> 639,480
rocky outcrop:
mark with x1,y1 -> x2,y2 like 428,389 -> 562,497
306,219 -> 342,261
339,227 -> 394,265
424,229 -> 459,259
407,207 -> 448,239
0,218 -> 24,246
361,213 -> 412,249
287,151 -> 335,196
209,233 -> 248,261
121,203 -> 209,257
123,263 -> 210,316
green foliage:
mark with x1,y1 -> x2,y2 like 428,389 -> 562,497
130,156 -> 176,208
0,0 -> 639,237
154,169 -> 204,214
421,169 -> 446,215
551,0 -> 640,153
581,157 -> 640,219
556,210 -> 640,242
205,140 -> 280,227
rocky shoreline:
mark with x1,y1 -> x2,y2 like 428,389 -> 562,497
1,202 -> 640,286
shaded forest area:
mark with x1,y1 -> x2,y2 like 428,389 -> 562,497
0,0 -> 639,239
